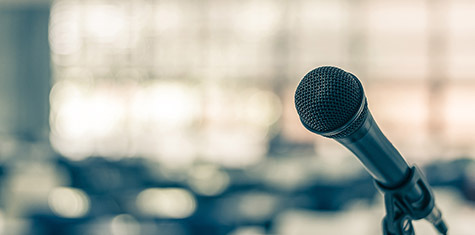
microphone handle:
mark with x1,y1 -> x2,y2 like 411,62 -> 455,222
336,111 -> 424,202
336,111 -> 410,187
336,110 -> 447,234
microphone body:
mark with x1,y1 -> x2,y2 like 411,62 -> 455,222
294,66 -> 447,234
318,101 -> 410,188
335,110 -> 423,201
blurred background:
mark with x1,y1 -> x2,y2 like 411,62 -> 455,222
1,0 -> 475,234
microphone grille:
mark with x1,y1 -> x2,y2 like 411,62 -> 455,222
294,66 -> 366,137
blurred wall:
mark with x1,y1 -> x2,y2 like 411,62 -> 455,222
0,5 -> 51,142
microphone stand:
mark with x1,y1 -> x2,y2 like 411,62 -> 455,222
375,166 -> 448,235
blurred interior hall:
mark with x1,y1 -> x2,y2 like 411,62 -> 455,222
1,0 -> 475,234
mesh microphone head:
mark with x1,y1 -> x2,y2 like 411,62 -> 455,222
294,66 -> 368,138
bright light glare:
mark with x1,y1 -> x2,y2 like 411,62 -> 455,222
187,165 -> 230,196
48,187 -> 90,218
51,82 -> 124,139
50,80 -> 201,161
84,4 -> 125,43
131,83 -> 200,131
136,188 -> 196,218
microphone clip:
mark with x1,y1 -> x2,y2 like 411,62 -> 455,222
375,166 -> 447,235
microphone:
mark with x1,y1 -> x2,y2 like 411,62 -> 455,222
294,66 -> 447,235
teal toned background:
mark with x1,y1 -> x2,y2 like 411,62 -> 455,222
0,0 -> 474,234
